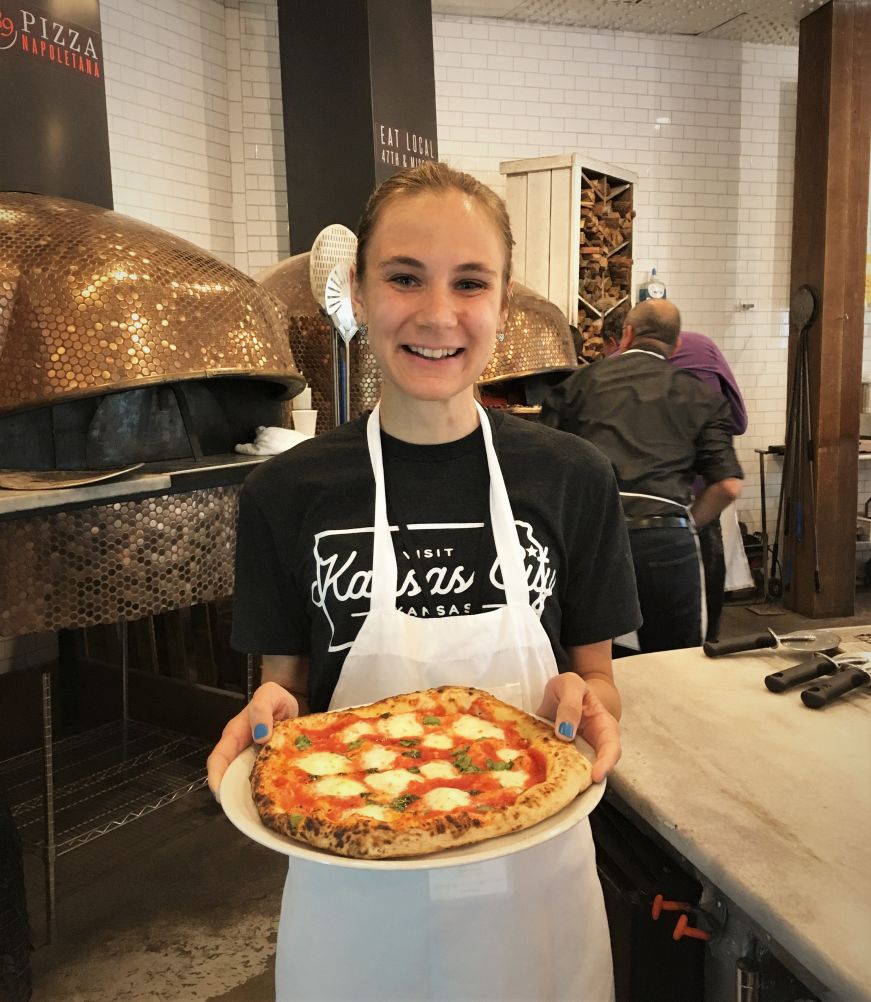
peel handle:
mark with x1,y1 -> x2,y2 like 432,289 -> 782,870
704,632 -> 777,658
765,657 -> 831,693
801,668 -> 869,708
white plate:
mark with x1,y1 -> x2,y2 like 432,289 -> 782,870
219,733 -> 605,871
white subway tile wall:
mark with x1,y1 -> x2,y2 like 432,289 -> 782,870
434,15 -> 871,537
433,14 -> 803,536
102,0 -> 288,271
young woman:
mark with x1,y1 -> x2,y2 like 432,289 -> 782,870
208,162 -> 640,1001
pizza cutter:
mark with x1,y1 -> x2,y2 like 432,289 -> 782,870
764,652 -> 853,692
800,655 -> 871,709
703,628 -> 841,659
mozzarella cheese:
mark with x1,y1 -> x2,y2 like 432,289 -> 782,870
452,714 -> 505,742
294,752 -> 352,776
377,712 -> 425,739
312,775 -> 369,798
360,746 -> 398,771
365,769 -> 423,797
496,747 -> 522,762
422,787 -> 472,812
493,769 -> 528,790
342,804 -> 391,822
421,733 -> 454,750
419,760 -> 458,780
341,721 -> 375,744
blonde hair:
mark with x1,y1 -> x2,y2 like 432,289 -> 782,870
355,162 -> 514,286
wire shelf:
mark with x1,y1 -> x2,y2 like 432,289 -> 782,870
1,720 -> 210,855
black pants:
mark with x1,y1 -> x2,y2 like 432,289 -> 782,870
625,526 -> 702,654
696,518 -> 725,643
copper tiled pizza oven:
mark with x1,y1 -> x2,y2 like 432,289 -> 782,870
0,192 -> 303,472
257,253 -> 380,434
0,192 -> 304,636
478,283 -> 577,415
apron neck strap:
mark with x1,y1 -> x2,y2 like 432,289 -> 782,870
365,402 -> 530,611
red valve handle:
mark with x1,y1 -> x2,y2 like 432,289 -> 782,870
651,893 -> 694,921
672,913 -> 711,941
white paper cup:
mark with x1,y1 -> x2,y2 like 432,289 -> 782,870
292,409 -> 318,436
292,387 -> 312,410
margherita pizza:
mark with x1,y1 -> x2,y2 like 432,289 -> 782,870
250,685 -> 593,859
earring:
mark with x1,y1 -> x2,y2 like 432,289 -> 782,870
496,330 -> 505,343
357,322 -> 368,338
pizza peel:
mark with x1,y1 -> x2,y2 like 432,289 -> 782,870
703,627 -> 841,658
309,224 -> 359,427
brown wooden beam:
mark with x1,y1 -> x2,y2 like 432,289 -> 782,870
784,0 -> 871,616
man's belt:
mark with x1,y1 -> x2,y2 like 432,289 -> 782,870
625,515 -> 690,530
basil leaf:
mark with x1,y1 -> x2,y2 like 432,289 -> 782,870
403,749 -> 421,759
346,738 -> 364,751
422,716 -> 441,726
289,813 -> 304,831
485,759 -> 514,771
452,751 -> 481,774
399,739 -> 419,747
295,734 -> 312,751
390,794 -> 420,812
406,766 -> 421,774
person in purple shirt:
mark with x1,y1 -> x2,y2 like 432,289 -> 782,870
602,318 -> 747,641
670,332 -> 747,436
669,332 -> 747,641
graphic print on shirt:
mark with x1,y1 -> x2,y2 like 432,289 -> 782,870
311,521 -> 555,652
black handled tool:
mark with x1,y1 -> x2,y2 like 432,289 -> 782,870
764,655 -> 834,693
801,661 -> 871,709
704,627 -> 840,658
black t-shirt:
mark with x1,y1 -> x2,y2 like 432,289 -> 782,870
541,349 -> 743,518
231,410 -> 641,712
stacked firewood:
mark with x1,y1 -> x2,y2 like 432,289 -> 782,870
577,172 -> 635,357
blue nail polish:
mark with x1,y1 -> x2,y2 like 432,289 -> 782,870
559,721 -> 574,739
253,723 -> 268,741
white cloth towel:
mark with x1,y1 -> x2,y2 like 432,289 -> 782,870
234,425 -> 310,456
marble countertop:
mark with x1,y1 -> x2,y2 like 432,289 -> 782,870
609,627 -> 871,1001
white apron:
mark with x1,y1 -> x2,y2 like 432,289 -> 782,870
721,501 -> 753,593
275,403 -> 614,1002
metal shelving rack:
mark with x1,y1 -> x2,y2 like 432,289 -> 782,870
0,623 -> 210,941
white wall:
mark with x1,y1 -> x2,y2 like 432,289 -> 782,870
432,14 -> 806,536
101,0 -> 288,271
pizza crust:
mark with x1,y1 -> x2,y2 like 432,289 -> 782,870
251,686 -> 593,859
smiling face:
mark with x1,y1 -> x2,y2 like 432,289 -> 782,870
351,188 -> 510,439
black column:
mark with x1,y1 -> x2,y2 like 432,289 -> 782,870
277,0 -> 438,253
0,0 -> 112,208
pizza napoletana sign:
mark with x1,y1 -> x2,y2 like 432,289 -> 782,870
0,2 -> 102,79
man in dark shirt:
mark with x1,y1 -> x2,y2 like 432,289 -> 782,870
541,300 -> 743,653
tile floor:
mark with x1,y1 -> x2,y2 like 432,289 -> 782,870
14,589 -> 871,1002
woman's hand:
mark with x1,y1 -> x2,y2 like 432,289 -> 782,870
206,681 -> 299,801
535,672 -> 621,783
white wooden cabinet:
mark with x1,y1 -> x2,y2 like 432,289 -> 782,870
500,154 -> 637,355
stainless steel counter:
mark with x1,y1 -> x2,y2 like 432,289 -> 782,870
609,628 -> 871,1001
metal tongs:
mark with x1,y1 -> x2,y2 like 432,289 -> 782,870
764,653 -> 871,708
